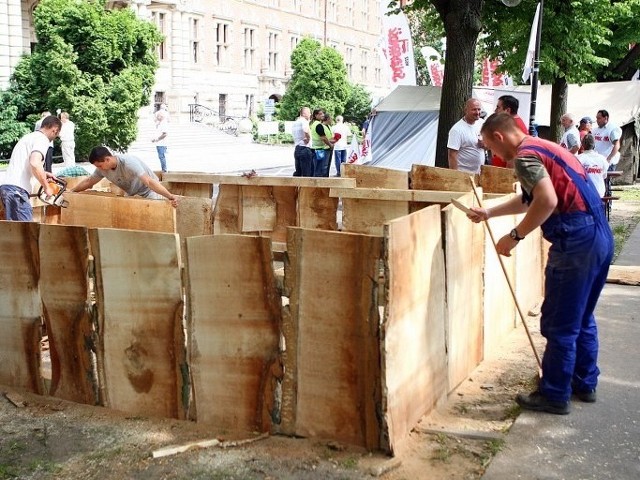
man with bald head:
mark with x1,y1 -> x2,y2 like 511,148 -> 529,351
447,98 -> 485,174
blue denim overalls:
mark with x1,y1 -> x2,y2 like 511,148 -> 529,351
523,145 -> 614,403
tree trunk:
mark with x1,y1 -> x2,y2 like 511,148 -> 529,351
432,1 -> 484,168
549,77 -> 568,143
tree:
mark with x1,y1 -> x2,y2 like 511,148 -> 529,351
2,0 -> 161,160
342,84 -> 372,125
278,38 -> 352,121
0,94 -> 30,159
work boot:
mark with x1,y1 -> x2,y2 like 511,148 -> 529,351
515,390 -> 570,415
573,389 -> 597,403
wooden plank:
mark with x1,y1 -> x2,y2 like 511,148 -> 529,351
410,165 -> 478,192
515,224 -> 544,314
272,186 -> 298,244
297,187 -> 338,231
342,164 -> 409,189
281,228 -> 382,449
382,205 -> 447,455
163,172 -> 356,188
606,265 -> 640,286
213,184 -> 241,234
163,181 -> 213,198
0,221 -> 43,393
62,193 -> 175,233
185,235 -> 281,432
330,187 -> 482,203
342,198 -> 409,235
479,165 -> 518,194
481,196 -> 517,360
175,197 -> 213,238
443,193 -> 484,391
89,229 -> 186,419
39,224 -> 97,404
239,185 -> 277,232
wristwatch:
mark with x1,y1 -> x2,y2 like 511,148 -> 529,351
510,228 -> 525,241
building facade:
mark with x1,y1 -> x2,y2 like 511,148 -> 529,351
1,0 -> 390,120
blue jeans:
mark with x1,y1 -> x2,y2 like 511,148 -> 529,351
156,146 -> 167,172
334,149 -> 346,176
294,146 -> 315,177
0,184 -> 33,221
313,149 -> 329,177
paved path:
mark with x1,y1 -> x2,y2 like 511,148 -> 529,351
483,224 -> 640,480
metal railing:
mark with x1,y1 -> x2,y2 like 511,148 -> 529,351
188,103 -> 244,136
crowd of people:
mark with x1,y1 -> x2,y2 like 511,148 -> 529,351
292,106 -> 354,177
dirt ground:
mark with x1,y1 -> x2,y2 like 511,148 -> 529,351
2,199 -> 639,480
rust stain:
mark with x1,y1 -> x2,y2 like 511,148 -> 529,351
124,341 -> 154,393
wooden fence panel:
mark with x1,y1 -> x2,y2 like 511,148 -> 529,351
185,235 -> 281,432
89,229 -> 186,419
382,205 -> 447,454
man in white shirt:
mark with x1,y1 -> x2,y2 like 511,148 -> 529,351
559,113 -> 580,154
59,112 -> 76,167
592,109 -> 622,170
332,115 -> 351,176
152,109 -> 169,172
0,115 -> 61,220
292,106 -> 314,177
447,98 -> 485,174
577,134 -> 608,197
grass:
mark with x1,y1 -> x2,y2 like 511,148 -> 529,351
614,187 -> 640,201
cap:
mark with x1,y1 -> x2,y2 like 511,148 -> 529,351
580,116 -> 593,124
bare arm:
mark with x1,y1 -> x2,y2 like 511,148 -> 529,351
140,174 -> 179,208
607,139 -> 620,164
448,149 -> 459,170
70,176 -> 101,193
29,152 -> 54,196
467,194 -> 529,222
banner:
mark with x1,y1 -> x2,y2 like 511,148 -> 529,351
347,136 -> 360,164
522,3 -> 541,84
481,58 -> 508,87
420,46 -> 444,87
379,2 -> 417,86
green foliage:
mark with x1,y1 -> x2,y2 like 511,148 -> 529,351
279,38 -> 351,121
0,93 -> 31,159
342,84 -> 372,124
2,0 -> 161,160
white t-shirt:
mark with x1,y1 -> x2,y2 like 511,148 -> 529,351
332,123 -> 351,151
292,117 -> 310,147
447,118 -> 484,174
560,125 -> 579,151
90,154 -> 163,199
59,120 -> 75,143
156,118 -> 169,147
577,150 -> 608,197
592,122 -> 622,165
2,131 -> 51,192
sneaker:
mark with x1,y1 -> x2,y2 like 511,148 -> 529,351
573,389 -> 597,403
515,390 -> 570,415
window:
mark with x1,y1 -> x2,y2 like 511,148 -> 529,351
268,32 -> 279,71
244,27 -> 256,70
328,0 -> 337,21
214,21 -> 230,66
151,11 -> 166,61
375,67 -> 382,84
293,0 -> 302,13
360,50 -> 368,81
190,18 -> 199,64
361,0 -> 369,29
345,0 -> 354,27
290,35 -> 299,52
345,46 -> 353,78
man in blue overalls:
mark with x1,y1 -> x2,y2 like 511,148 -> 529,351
468,113 -> 614,415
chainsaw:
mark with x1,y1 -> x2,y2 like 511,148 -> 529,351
36,178 -> 69,208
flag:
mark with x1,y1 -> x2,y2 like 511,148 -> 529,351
522,3 -> 541,84
347,136 -> 360,164
420,46 -> 444,87
378,1 -> 417,86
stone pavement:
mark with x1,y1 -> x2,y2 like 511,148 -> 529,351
482,224 -> 640,480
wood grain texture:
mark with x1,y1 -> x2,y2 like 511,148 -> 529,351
342,164 -> 409,189
175,197 -> 213,238
240,186 -> 277,233
282,228 -> 382,449
481,197 -> 517,360
0,221 -> 43,393
382,205 -> 447,455
342,198 -> 409,235
297,187 -> 338,231
271,186 -> 298,244
443,193 -> 484,392
39,224 -> 97,404
410,165 -> 477,192
606,265 -> 640,285
162,172 -> 356,188
479,165 -> 518,194
89,229 -> 186,419
213,184 -> 241,234
62,193 -> 175,233
185,235 -> 281,432
515,223 -> 545,316
163,182 -> 213,198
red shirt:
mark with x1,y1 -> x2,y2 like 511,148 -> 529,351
492,115 -> 529,168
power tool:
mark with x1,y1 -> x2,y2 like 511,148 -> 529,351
36,178 -> 69,208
